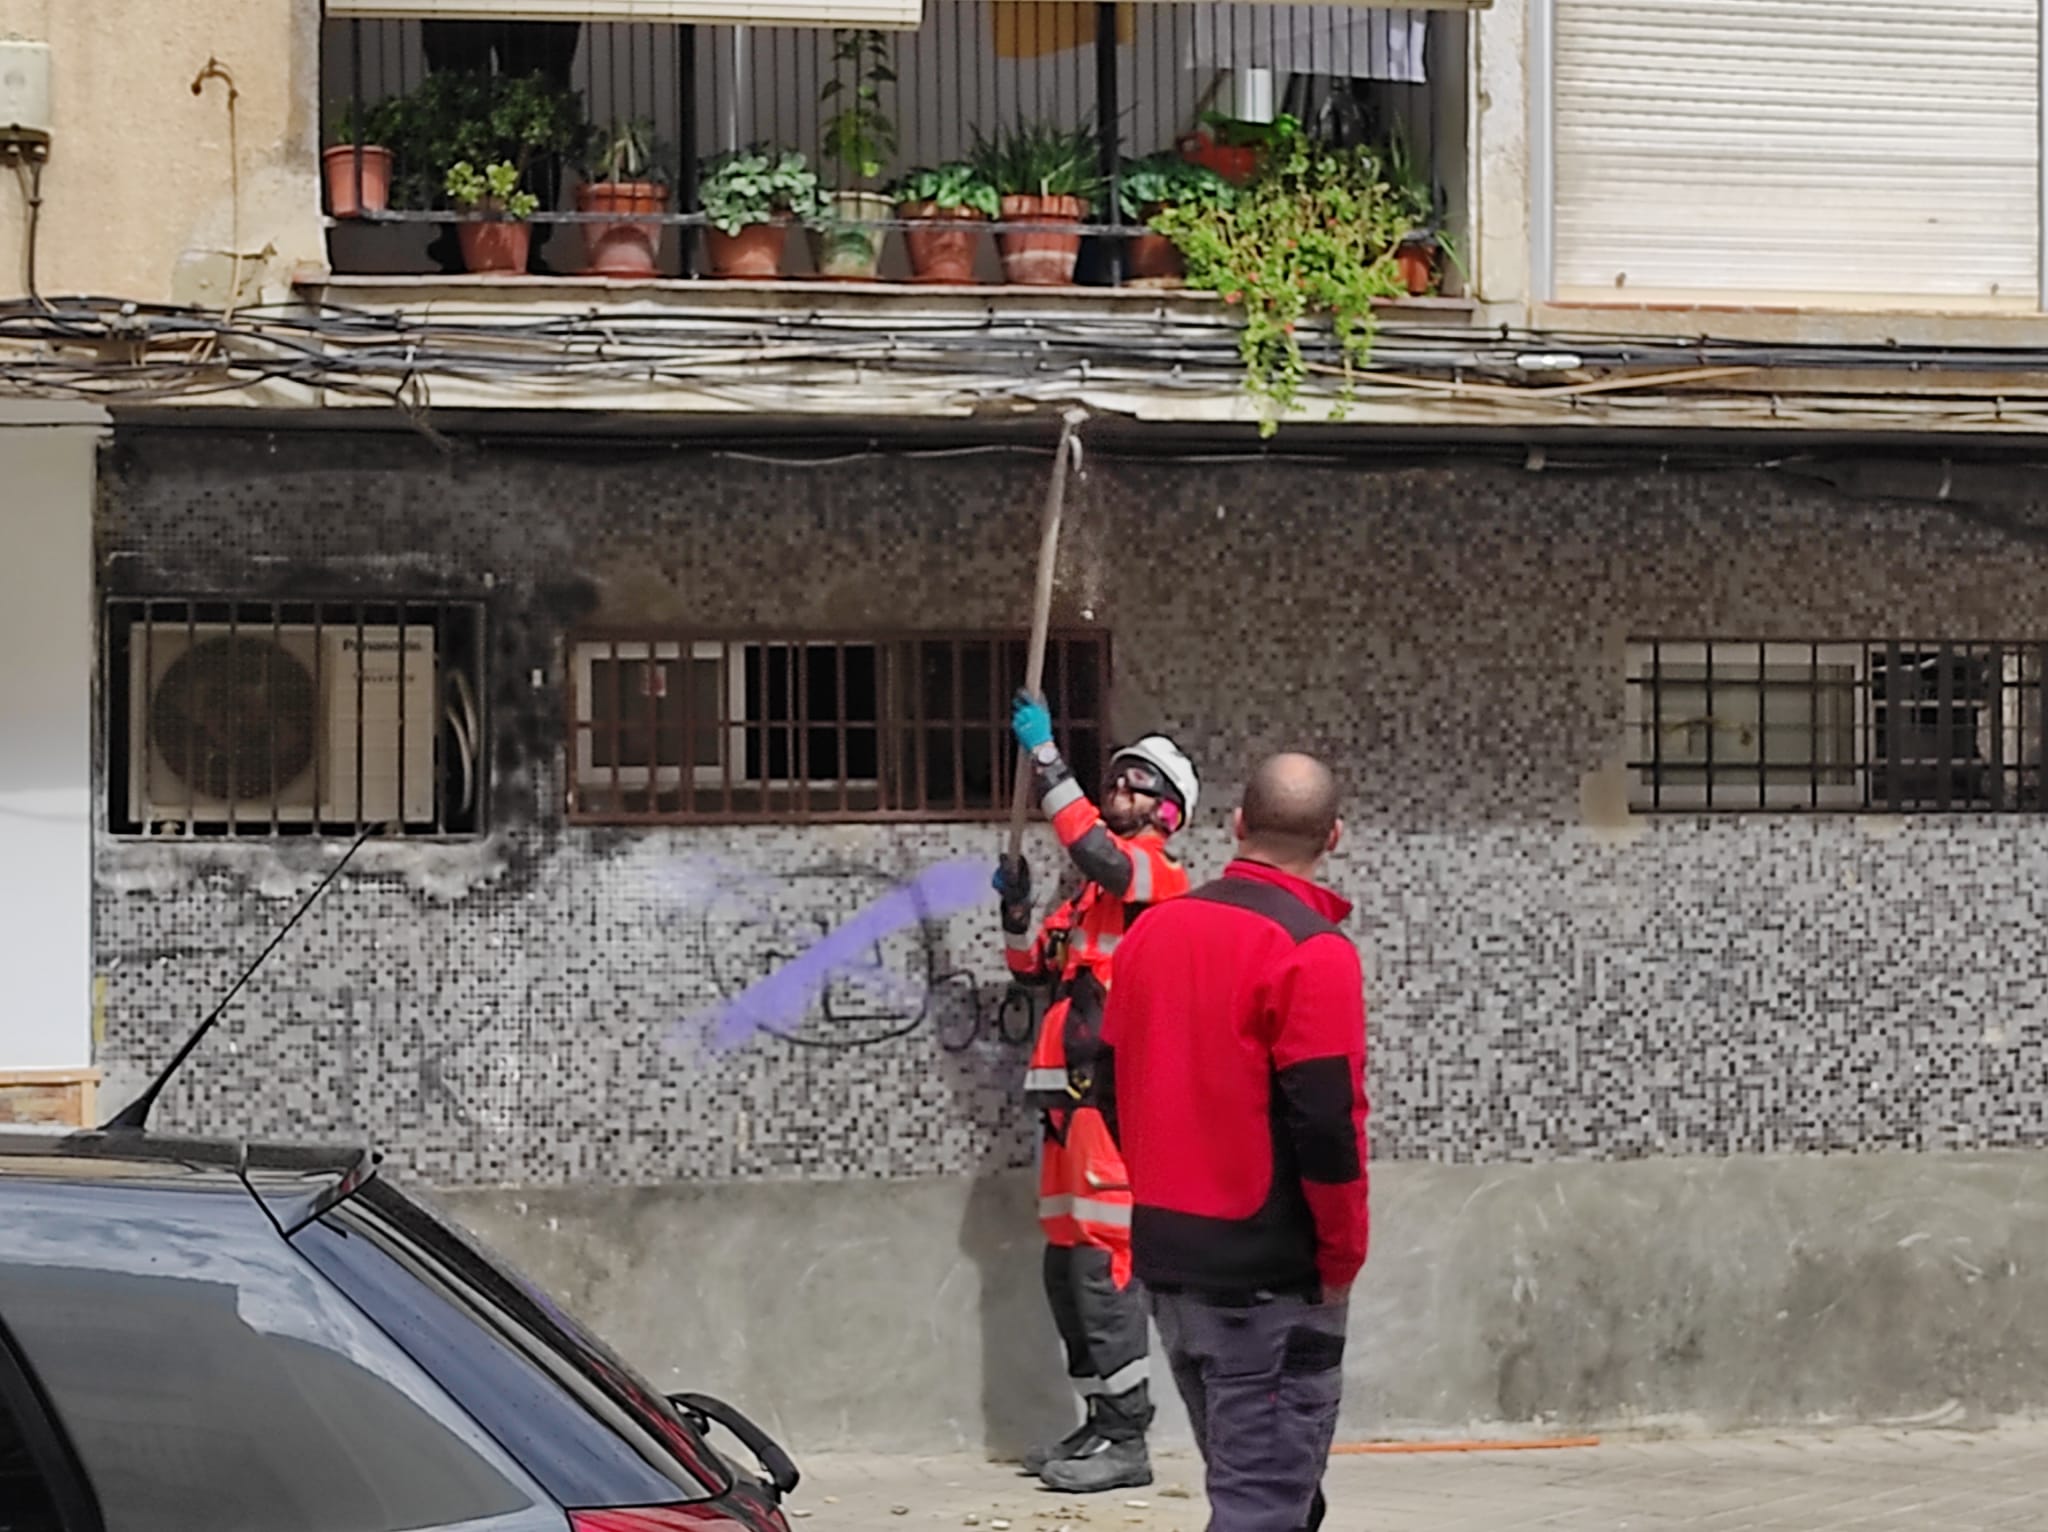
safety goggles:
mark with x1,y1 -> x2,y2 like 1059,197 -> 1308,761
1112,761 -> 1167,799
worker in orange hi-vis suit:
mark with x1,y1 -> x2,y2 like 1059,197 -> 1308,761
993,687 -> 1199,1495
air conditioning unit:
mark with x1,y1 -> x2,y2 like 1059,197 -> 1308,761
129,623 -> 437,829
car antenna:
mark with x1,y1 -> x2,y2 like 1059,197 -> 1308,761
103,823 -> 384,1132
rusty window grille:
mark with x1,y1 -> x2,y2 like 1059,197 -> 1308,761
1627,639 -> 2048,813
105,598 -> 488,839
568,632 -> 1108,822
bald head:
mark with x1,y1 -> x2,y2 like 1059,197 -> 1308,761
1236,753 -> 1342,873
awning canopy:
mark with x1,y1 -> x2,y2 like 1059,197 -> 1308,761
327,0 -> 1489,32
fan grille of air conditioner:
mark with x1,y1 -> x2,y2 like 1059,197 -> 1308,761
149,634 -> 321,803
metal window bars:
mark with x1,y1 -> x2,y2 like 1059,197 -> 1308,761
106,598 -> 487,839
319,5 -> 1454,284
567,630 -> 1108,822
1626,639 -> 2048,814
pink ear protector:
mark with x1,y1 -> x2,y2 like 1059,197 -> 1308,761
1115,760 -> 1183,833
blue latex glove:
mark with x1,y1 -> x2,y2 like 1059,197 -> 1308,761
992,853 -> 1032,905
1011,689 -> 1054,753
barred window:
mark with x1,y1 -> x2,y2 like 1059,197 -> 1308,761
1628,640 -> 2048,813
568,633 -> 1108,822
105,599 -> 488,838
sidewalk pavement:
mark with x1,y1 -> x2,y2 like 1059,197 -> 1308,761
788,1425 -> 2048,1530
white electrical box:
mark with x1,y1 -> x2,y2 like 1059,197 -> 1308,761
0,39 -> 52,150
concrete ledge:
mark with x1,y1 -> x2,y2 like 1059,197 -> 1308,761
440,1152 -> 2048,1456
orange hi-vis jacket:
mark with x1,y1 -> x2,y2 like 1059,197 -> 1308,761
1006,773 -> 1189,1267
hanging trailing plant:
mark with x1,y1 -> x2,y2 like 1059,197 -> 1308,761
1153,123 -> 1409,435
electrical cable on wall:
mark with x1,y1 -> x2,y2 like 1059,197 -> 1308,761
4,151 -> 48,311
5,295 -> 2048,437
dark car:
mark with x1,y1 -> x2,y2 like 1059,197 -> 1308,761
0,1130 -> 799,1532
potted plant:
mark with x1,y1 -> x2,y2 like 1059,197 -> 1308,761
325,99 -> 399,218
1152,121 -> 1408,434
890,162 -> 998,283
1384,128 -> 1442,297
445,159 -> 539,275
972,121 -> 1102,286
375,70 -> 583,274
577,118 -> 670,277
1117,152 -> 1234,283
811,28 -> 898,279
1176,111 -> 1299,187
382,70 -> 584,211
698,149 -> 823,278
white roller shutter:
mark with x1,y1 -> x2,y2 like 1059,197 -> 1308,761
1552,1 -> 2040,306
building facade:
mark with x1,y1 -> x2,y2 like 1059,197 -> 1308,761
6,0 -> 2048,1449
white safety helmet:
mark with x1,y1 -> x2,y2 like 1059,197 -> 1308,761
1110,734 -> 1201,831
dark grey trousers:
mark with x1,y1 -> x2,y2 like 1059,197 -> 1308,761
1044,1244 -> 1154,1441
1152,1290 -> 1346,1532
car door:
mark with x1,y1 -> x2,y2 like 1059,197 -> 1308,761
0,1174 -> 568,1532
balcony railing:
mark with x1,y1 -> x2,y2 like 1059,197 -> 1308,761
320,4 -> 1465,290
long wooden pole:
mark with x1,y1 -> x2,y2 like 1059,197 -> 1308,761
1007,409 -> 1086,861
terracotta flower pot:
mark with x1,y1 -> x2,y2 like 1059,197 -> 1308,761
1124,202 -> 1183,282
1177,132 -> 1258,186
322,144 -> 392,218
1396,234 -> 1439,297
577,180 -> 668,277
809,190 -> 894,280
900,203 -> 986,284
457,219 -> 532,276
703,217 -> 791,279
997,194 -> 1085,286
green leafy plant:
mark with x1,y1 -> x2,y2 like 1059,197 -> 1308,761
330,96 -> 402,148
1382,124 -> 1435,235
1117,151 -> 1235,220
1199,111 -> 1301,151
819,29 -> 897,187
444,159 -> 539,219
379,70 -> 584,208
888,162 -> 1000,218
970,120 -> 1104,203
1153,122 -> 1409,434
584,116 -> 669,185
697,148 -> 823,235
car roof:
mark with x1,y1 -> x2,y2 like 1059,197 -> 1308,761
0,1130 -> 382,1232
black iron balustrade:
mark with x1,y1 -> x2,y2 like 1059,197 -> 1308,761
320,3 -> 1454,286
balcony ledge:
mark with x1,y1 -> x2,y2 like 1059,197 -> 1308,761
296,270 -> 1478,325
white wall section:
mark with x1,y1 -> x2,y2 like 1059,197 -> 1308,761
0,405 -> 103,1070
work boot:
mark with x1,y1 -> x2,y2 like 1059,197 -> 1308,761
1038,1436 -> 1152,1494
1020,1420 -> 1102,1476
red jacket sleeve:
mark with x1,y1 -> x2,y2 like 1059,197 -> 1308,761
1267,933 -> 1369,1293
1039,777 -> 1187,904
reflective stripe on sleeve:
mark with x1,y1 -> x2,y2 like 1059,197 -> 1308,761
1128,850 -> 1154,901
1042,777 -> 1085,814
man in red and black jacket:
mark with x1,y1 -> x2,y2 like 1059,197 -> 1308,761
1098,753 -> 1367,1532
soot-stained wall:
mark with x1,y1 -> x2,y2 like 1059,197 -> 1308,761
93,427 -> 2048,1184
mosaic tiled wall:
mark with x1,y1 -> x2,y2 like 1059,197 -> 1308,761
93,431 -> 2048,1183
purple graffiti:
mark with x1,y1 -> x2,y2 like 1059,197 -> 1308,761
678,858 -> 991,1049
